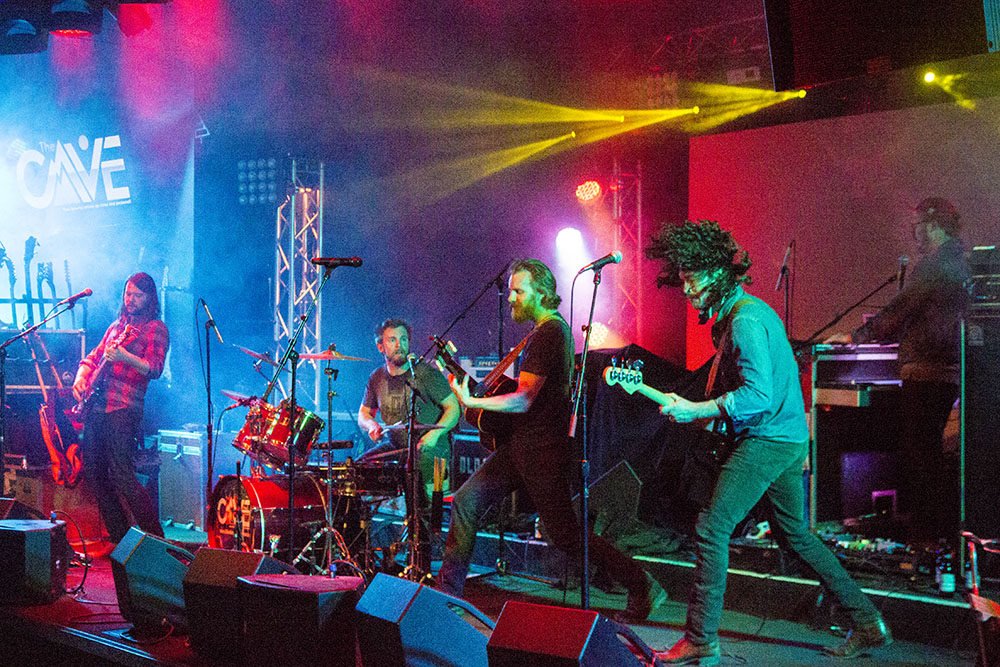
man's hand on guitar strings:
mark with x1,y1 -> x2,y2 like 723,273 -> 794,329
447,373 -> 473,407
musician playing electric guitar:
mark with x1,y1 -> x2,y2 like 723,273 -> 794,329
437,259 -> 661,623
72,273 -> 168,544
646,221 -> 888,664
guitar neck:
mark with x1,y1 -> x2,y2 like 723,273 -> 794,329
634,382 -> 674,408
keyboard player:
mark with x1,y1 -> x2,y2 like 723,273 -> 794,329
825,197 -> 969,548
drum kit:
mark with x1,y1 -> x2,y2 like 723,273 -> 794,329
207,343 -> 434,581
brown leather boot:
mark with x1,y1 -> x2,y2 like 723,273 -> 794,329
822,615 -> 893,659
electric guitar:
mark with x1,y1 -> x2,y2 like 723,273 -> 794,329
72,324 -> 139,421
602,359 -> 735,463
429,335 -> 523,452
23,237 -> 37,325
26,332 -> 82,487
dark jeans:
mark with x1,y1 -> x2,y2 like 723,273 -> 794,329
438,443 -> 646,597
900,380 -> 958,542
686,437 -> 879,645
83,408 -> 163,543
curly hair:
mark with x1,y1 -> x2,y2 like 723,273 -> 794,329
374,318 -> 412,345
645,219 -> 752,289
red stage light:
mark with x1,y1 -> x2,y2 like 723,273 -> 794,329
575,180 -> 602,203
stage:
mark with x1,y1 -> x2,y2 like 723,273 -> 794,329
0,510 -> 986,666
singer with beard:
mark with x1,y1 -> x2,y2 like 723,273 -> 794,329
358,318 -> 460,570
647,222 -> 887,663
437,259 -> 662,623
826,198 -> 969,547
72,272 -> 168,544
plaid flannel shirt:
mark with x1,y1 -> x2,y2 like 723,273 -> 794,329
79,316 -> 169,413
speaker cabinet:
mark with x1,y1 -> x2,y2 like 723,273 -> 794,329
237,574 -> 364,667
0,519 -> 69,604
964,317 -> 1000,538
487,601 -> 648,667
183,548 -> 296,659
0,497 -> 47,520
355,573 -> 494,667
110,527 -> 195,631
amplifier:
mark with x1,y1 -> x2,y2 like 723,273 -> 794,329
0,519 -> 70,604
451,431 -> 489,489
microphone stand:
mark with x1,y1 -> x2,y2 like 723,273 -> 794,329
776,242 -> 794,338
262,265 -> 337,565
200,300 -> 217,533
795,271 -> 899,352
402,369 -> 428,582
0,302 -> 80,494
420,261 -> 510,361
567,266 -> 605,611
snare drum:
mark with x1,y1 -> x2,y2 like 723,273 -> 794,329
232,399 -> 324,469
208,474 -> 327,556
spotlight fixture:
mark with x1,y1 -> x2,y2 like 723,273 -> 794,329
50,0 -> 102,36
924,71 -> 936,83
237,157 -> 280,206
575,179 -> 602,204
0,3 -> 48,54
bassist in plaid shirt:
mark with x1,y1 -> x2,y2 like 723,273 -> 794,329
72,272 -> 169,543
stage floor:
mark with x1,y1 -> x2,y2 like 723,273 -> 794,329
0,519 -> 984,666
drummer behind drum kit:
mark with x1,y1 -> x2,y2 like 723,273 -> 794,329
208,344 -> 424,579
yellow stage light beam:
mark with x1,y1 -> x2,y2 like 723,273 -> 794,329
924,71 -> 975,110
682,87 -> 806,131
346,67 -> 625,128
380,131 -> 578,209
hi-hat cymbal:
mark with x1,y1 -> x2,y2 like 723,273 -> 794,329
220,389 -> 253,403
313,440 -> 355,450
383,423 -> 445,435
236,345 -> 280,367
300,349 -> 369,362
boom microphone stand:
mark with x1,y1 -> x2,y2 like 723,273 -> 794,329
796,268 -> 901,351
568,264 -> 607,611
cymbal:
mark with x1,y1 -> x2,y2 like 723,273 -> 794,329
220,389 -> 253,402
384,423 -> 445,435
299,349 -> 369,362
357,447 -> 407,461
236,345 -> 279,367
313,440 -> 355,450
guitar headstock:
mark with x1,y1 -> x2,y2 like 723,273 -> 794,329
25,236 -> 37,263
602,357 -> 644,394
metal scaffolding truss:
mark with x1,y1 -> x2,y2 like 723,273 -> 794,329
274,159 -> 325,409
609,158 -> 643,342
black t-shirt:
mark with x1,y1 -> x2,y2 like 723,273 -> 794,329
361,360 -> 452,427
511,316 -> 573,450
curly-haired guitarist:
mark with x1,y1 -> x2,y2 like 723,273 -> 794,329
646,221 -> 889,663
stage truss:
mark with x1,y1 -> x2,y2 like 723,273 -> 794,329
609,158 -> 643,344
274,159 -> 325,409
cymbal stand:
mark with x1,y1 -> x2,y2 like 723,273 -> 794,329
262,264 -> 337,564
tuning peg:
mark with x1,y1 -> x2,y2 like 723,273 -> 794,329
610,356 -> 618,368
630,359 -> 644,371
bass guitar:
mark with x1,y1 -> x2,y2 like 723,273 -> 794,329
72,323 -> 139,421
602,358 -> 735,463
429,334 -> 527,452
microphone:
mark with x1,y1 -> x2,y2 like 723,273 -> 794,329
56,288 -> 92,308
310,257 -> 362,268
407,353 -> 419,377
578,251 -> 623,273
896,255 -> 909,292
775,241 -> 793,291
200,299 -> 224,344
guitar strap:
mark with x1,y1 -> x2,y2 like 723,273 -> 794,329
704,298 -> 753,399
477,320 -> 546,391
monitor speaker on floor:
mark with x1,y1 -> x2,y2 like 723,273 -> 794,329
0,518 -> 70,604
355,573 -> 495,667
487,600 -> 652,667
183,548 -> 296,659
110,527 -> 195,632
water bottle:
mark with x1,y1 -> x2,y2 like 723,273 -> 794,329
937,553 -> 955,597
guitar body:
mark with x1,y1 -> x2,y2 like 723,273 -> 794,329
72,324 -> 139,422
430,335 -> 526,453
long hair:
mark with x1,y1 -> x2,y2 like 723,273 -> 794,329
645,220 -> 752,293
118,272 -> 160,320
511,258 -> 561,309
